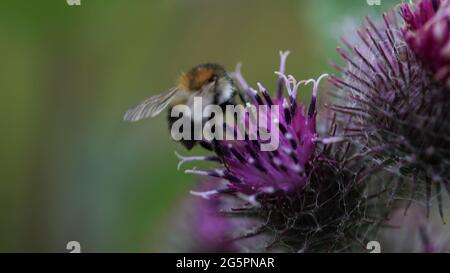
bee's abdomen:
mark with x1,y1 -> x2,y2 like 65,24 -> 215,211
167,112 -> 197,150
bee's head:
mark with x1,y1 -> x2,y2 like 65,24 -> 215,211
178,63 -> 235,104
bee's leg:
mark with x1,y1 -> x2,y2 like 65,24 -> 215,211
199,140 -> 226,160
182,120 -> 198,150
238,90 -> 248,104
199,141 -> 213,151
235,88 -> 249,104
180,140 -> 197,150
169,113 -> 198,150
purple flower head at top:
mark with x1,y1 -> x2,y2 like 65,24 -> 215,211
401,0 -> 450,86
331,3 -> 450,218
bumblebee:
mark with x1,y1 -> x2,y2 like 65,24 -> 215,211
124,64 -> 238,150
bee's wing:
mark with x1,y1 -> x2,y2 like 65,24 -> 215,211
123,88 -> 179,122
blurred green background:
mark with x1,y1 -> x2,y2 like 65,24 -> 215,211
0,0 -> 397,252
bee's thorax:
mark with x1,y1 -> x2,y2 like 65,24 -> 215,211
178,63 -> 227,91
172,63 -> 236,108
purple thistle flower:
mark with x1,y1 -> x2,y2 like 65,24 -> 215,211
330,5 -> 450,219
177,52 -> 386,252
401,0 -> 450,87
182,52 -> 327,196
215,76 -> 325,195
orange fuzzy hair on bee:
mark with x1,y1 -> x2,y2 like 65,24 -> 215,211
178,64 -> 225,91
